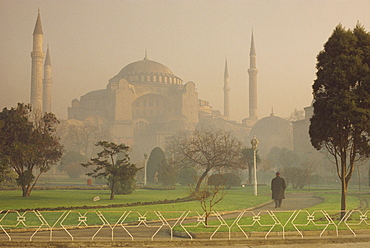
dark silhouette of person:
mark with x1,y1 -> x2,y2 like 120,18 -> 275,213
271,172 -> 286,208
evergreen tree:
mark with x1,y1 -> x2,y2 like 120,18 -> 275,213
241,148 -> 261,184
147,147 -> 166,184
0,103 -> 63,197
368,164 -> 370,188
82,141 -> 140,199
310,24 -> 370,215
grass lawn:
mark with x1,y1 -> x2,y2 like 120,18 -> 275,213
0,185 -> 271,212
177,190 -> 370,233
0,185 -> 271,228
0,187 -> 187,210
1,185 -> 369,232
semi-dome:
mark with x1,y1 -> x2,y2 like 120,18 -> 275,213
250,113 -> 291,135
249,112 -> 293,156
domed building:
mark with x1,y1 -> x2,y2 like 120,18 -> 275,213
65,33 -> 294,162
248,111 -> 293,157
68,55 -> 202,159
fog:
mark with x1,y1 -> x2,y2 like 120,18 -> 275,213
1,0 -> 370,122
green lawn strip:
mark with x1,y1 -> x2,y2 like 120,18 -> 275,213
174,191 -> 369,233
0,187 -> 189,210
0,186 -> 271,228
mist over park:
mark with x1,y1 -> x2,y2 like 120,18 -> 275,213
1,1 -> 370,246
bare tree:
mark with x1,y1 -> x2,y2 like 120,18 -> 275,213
58,119 -> 109,157
166,128 -> 245,191
189,176 -> 226,225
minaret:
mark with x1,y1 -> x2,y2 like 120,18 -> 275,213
248,31 -> 258,120
223,59 -> 230,118
43,45 -> 52,113
30,10 -> 45,112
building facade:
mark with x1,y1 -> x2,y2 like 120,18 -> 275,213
68,55 -> 207,159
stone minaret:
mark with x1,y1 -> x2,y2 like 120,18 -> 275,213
30,10 -> 45,112
248,32 -> 258,120
43,45 -> 52,113
223,59 -> 230,118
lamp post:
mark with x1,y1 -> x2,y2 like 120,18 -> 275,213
251,136 -> 258,196
143,152 -> 148,186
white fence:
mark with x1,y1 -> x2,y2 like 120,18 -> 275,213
0,209 -> 369,241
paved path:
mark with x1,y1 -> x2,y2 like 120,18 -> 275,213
249,192 -> 324,211
249,243 -> 370,248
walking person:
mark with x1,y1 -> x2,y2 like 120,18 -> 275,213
271,172 -> 286,208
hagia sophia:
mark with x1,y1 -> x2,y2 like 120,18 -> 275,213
29,12 -> 313,162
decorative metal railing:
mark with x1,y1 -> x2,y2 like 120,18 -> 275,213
0,209 -> 369,241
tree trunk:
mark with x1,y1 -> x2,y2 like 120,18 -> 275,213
205,212 -> 210,226
341,176 -> 347,220
22,186 -> 31,197
26,187 -> 32,197
248,165 -> 252,184
195,169 -> 210,192
368,165 -> 370,188
22,187 -> 28,197
21,183 -> 31,197
110,180 -> 115,200
357,166 -> 361,191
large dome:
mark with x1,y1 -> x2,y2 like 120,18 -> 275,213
117,58 -> 174,77
112,57 -> 182,85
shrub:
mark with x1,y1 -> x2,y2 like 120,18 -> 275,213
208,173 -> 241,188
114,177 -> 137,195
224,173 -> 241,187
178,167 -> 198,186
208,174 -> 225,186
158,161 -> 177,186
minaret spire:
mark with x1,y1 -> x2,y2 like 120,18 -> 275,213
223,58 -> 230,118
43,45 -> 52,113
248,31 -> 258,120
31,10 -> 45,112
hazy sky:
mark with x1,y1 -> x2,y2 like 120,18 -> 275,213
1,0 -> 370,122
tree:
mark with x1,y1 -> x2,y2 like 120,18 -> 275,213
166,128 -> 245,191
189,176 -> 226,225
158,156 -> 178,186
58,119 -> 109,158
282,166 -> 308,189
266,148 -> 318,189
59,151 -> 88,179
177,167 -> 198,186
287,109 -> 305,122
0,157 -> 8,184
147,147 -> 165,184
82,141 -> 141,200
241,148 -> 261,184
368,164 -> 370,188
0,168 -> 18,188
0,103 -> 63,197
208,173 -> 241,188
309,24 -> 370,215
267,147 -> 297,169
